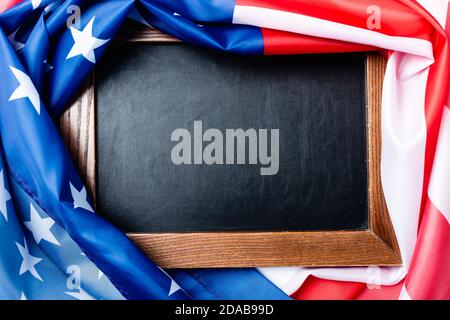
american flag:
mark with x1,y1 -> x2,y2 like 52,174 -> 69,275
0,0 -> 448,300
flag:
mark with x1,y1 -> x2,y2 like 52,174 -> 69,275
0,0 -> 448,300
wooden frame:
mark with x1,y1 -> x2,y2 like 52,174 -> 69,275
60,23 -> 401,268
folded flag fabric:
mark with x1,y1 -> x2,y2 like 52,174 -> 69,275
0,0 -> 289,300
0,0 -> 448,300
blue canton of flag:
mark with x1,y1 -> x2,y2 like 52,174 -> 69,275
0,0 -> 289,300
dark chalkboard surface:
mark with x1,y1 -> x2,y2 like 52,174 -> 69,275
96,44 -> 367,233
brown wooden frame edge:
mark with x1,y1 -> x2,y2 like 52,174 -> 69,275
60,23 -> 401,268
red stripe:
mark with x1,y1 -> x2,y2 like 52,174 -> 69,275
356,281 -> 404,300
236,0 -> 433,41
291,276 -> 403,300
0,0 -> 22,13
405,199 -> 450,299
447,7 -> 450,108
291,277 -> 366,300
261,28 -> 378,55
261,29 -> 378,55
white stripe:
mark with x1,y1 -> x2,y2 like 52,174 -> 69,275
417,0 -> 449,28
428,107 -> 450,225
399,284 -> 412,300
233,5 -> 433,59
380,52 -> 428,268
258,267 -> 309,295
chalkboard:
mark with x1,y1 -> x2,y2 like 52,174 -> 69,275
96,43 -> 367,233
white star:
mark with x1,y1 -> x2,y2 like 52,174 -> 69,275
70,182 -> 94,213
9,66 -> 41,114
66,17 -> 109,64
169,279 -> 181,296
31,0 -> 42,10
24,203 -> 60,246
8,29 -> 25,51
16,238 -> 43,281
173,12 -> 181,17
0,170 -> 11,222
65,288 -> 95,300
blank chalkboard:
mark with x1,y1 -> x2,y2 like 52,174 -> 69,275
96,43 -> 367,233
